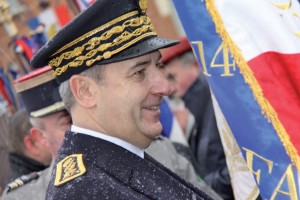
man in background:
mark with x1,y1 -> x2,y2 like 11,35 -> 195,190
6,109 -> 51,183
2,66 -> 72,200
163,37 -> 234,199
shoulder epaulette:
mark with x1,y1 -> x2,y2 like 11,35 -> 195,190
54,154 -> 86,186
6,171 -> 41,193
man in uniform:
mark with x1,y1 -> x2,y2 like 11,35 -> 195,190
2,66 -> 72,200
3,67 -> 220,199
31,0 -> 214,199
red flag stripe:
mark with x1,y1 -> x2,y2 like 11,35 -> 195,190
248,52 -> 300,152
54,4 -> 72,27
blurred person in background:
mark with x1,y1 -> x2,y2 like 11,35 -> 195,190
6,109 -> 51,183
2,66 -> 72,200
163,37 -> 234,200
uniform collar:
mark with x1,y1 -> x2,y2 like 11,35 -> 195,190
71,125 -> 144,158
57,131 -> 210,199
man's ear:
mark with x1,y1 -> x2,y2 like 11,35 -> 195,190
24,128 -> 48,156
29,127 -> 50,149
23,135 -> 38,155
69,75 -> 97,108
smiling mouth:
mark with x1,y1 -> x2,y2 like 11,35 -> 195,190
144,106 -> 160,111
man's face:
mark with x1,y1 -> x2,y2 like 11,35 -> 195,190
165,58 -> 197,97
41,110 -> 72,157
94,51 -> 171,149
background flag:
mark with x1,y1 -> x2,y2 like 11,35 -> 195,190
74,0 -> 95,11
160,98 -> 189,146
28,3 -> 71,40
212,93 -> 260,199
172,0 -> 300,199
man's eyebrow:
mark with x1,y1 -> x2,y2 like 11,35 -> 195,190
128,60 -> 151,71
129,53 -> 162,71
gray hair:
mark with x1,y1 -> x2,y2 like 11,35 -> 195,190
178,51 -> 197,66
8,109 -> 32,154
29,116 -> 46,131
59,65 -> 106,112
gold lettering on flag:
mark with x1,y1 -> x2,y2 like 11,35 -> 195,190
210,42 -> 236,76
292,12 -> 300,37
212,95 -> 260,199
191,41 -> 236,77
242,147 -> 273,184
270,164 -> 298,200
269,0 -> 300,38
242,147 -> 298,199
270,0 -> 291,10
191,41 -> 212,76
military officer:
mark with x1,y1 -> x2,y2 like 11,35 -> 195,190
2,67 -> 220,199
31,0 -> 214,199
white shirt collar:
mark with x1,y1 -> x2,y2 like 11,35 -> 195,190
71,125 -> 144,159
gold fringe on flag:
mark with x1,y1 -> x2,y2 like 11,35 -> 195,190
206,0 -> 300,172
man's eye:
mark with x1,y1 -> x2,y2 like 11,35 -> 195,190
167,73 -> 176,81
133,69 -> 145,77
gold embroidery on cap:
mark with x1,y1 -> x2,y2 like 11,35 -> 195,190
54,154 -> 86,186
50,13 -> 157,76
52,11 -> 139,56
139,0 -> 148,13
86,32 -> 156,67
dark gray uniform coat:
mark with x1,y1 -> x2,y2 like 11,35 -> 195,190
46,131 -> 213,200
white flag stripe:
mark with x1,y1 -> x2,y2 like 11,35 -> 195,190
214,0 -> 300,61
211,92 -> 260,200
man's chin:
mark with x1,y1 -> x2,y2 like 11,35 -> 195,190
149,126 -> 163,138
141,121 -> 162,136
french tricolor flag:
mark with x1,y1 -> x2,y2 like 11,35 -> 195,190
173,0 -> 300,199
215,1 -> 300,155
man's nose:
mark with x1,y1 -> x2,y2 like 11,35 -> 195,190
169,80 -> 178,95
149,69 -> 171,96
